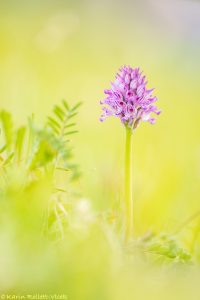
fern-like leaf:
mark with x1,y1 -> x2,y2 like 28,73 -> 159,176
47,100 -> 81,179
0,110 -> 14,153
47,100 -> 81,140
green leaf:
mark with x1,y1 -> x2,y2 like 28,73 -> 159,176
0,110 -> 14,152
64,123 -> 76,129
67,112 -> 78,120
45,100 -> 81,180
3,152 -> 14,166
0,145 -> 7,154
62,99 -> 69,111
53,106 -> 65,121
56,167 -> 70,172
47,122 -> 60,135
47,117 -> 61,130
26,114 -> 35,163
64,130 -> 78,136
29,138 -> 57,170
71,101 -> 82,112
15,126 -> 26,163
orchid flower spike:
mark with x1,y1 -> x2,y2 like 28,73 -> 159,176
100,65 -> 161,130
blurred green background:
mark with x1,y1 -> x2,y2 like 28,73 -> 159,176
0,0 -> 200,298
1,0 -> 199,232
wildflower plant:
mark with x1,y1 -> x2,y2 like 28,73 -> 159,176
100,66 -> 161,241
0,100 -> 81,239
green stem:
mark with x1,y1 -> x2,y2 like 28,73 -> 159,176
124,126 -> 133,241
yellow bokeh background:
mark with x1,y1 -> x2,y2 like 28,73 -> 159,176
0,0 -> 200,300
1,0 -> 200,296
